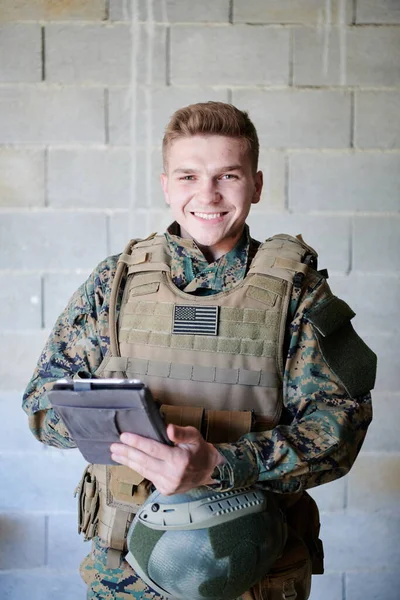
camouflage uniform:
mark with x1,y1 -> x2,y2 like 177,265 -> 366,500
23,223 -> 372,599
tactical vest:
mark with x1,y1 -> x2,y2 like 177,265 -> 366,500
76,233 -> 324,591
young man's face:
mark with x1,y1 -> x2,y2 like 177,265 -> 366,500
161,135 -> 263,260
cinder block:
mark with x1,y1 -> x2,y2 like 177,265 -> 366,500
171,25 -> 290,85
0,24 -> 41,82
108,86 -> 228,146
309,573 -> 343,600
289,153 -> 400,213
233,0 -> 351,24
47,514 -> 89,568
362,393 -> 400,452
109,211 -> 150,256
328,274 -> 400,334
320,512 -> 400,570
0,571 -> 86,600
0,392 -> 45,452
48,149 -> 131,209
110,0 -> 230,22
0,274 -> 41,330
347,453 -> 400,512
0,149 -> 45,207
0,514 -> 45,568
257,150 -> 286,212
355,92 -> 400,149
147,208 -> 174,235
44,273 -> 90,329
0,88 -> 104,144
46,23 -> 166,85
233,0 -> 352,23
0,450 -> 86,512
0,213 -> 108,270
346,572 -> 400,600
0,0 -> 106,21
293,26 -> 346,86
353,217 -> 400,273
356,0 -> 400,24
347,27 -> 400,86
362,334 -> 396,392
233,90 -> 350,148
307,477 -> 346,512
0,331 -> 49,390
246,212 -> 351,273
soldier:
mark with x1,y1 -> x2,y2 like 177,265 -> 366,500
23,102 -> 376,600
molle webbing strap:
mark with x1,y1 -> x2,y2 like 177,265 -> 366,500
109,510 -> 129,553
205,409 -> 253,443
160,405 -> 204,430
124,357 -> 279,388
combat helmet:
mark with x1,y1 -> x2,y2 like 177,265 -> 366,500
126,486 -> 287,600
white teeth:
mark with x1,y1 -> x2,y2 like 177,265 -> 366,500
193,212 -> 223,220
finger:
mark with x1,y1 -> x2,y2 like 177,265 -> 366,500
167,424 -> 202,445
119,432 -> 174,461
110,446 -> 163,476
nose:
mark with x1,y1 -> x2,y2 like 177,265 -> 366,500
196,178 -> 221,205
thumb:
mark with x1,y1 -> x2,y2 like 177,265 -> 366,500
166,424 -> 202,445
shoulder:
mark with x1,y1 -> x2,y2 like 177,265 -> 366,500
66,253 -> 121,325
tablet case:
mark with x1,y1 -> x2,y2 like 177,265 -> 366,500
48,379 -> 170,464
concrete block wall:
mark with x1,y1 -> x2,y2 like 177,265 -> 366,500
0,1 -> 399,598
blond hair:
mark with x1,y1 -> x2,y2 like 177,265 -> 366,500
162,102 -> 259,173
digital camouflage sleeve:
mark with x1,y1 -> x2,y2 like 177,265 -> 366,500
22,242 -> 373,494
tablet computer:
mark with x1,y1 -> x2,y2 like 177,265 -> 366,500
48,378 -> 171,464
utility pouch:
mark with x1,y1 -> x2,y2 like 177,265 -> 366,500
106,465 -> 153,513
284,492 -> 324,575
251,534 -> 312,600
75,464 -> 99,541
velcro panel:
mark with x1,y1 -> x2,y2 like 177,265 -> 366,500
243,308 -> 266,323
306,296 -> 355,337
122,314 -> 171,333
220,307 -> 244,322
246,286 -> 278,305
248,274 -> 285,295
219,321 -> 259,339
129,282 -> 160,297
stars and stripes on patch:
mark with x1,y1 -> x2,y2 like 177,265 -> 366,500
172,305 -> 219,336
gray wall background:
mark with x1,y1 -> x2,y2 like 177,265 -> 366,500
0,1 -> 399,599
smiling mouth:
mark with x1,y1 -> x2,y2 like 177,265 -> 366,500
191,212 -> 228,220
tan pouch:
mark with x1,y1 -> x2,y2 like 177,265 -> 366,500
75,465 -> 100,541
106,465 -> 153,512
250,535 -> 312,600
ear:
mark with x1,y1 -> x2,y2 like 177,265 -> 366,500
160,172 -> 170,205
252,171 -> 263,205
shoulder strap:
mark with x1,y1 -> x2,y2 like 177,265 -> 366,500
248,233 -> 318,283
108,234 -> 157,367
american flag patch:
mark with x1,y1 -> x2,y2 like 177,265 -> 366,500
172,305 -> 219,336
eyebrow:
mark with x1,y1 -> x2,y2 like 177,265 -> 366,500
172,165 -> 244,175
